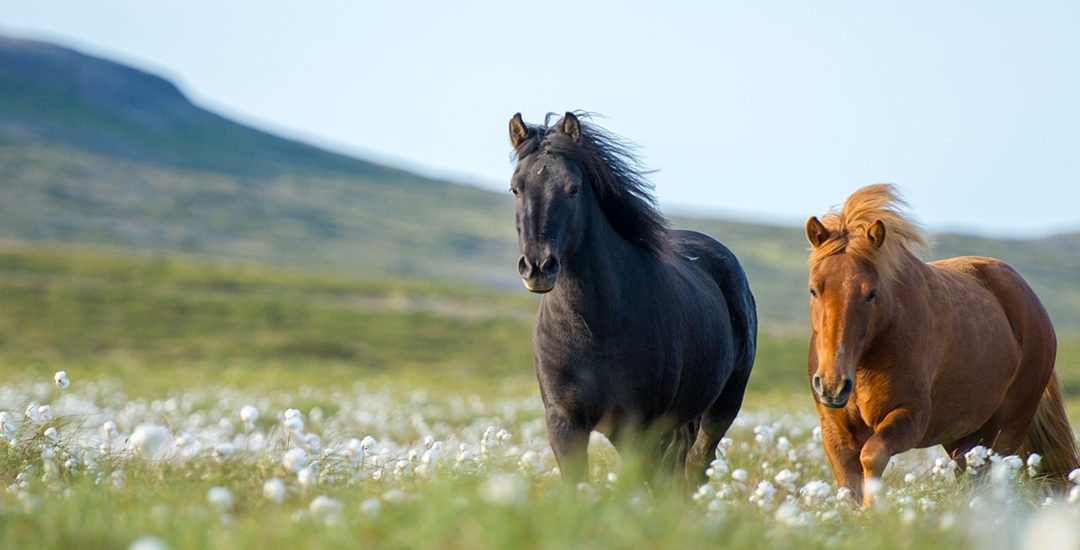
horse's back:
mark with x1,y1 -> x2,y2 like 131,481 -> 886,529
929,255 -> 1055,348
670,229 -> 758,379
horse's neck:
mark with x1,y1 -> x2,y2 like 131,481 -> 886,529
542,203 -> 649,331
872,253 -> 936,342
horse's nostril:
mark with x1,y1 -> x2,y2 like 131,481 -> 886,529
517,256 -> 532,278
840,378 -> 854,396
539,255 -> 560,276
812,375 -> 823,394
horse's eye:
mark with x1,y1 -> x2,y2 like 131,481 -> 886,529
866,289 -> 877,303
510,187 -> 518,196
809,288 -> 818,298
568,186 -> 579,197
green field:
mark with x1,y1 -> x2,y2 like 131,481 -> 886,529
1,240 -> 1079,549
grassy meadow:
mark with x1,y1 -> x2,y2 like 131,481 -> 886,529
1,243 -> 1080,549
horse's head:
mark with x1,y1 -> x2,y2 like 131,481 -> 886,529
805,216 -> 889,408
507,112 -> 590,293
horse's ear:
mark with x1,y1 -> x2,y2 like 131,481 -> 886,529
866,219 -> 887,248
560,112 -> 581,142
509,113 -> 529,148
806,216 -> 830,248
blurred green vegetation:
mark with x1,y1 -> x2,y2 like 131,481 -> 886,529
0,243 -> 1076,414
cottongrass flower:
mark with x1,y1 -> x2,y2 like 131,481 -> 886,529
25,402 -> 41,425
130,424 -> 171,458
262,478 -> 286,503
360,497 -> 381,517
478,473 -> 526,506
1068,469 -> 1080,485
964,446 -> 990,473
54,371 -> 70,390
207,486 -> 234,512
1067,486 -> 1080,506
750,480 -> 776,511
283,409 -> 304,433
519,450 -> 544,475
43,426 -> 59,443
240,405 -> 259,430
212,442 -> 235,462
417,448 -> 441,477
102,420 -> 118,439
282,448 -> 307,473
706,457 -> 730,480
0,411 -> 14,435
932,457 -> 958,481
309,496 -> 343,524
990,455 -> 1024,483
129,535 -> 169,550
1026,454 -> 1042,477
297,466 -> 317,491
360,435 -> 378,455
774,469 -> 798,492
799,480 -> 831,507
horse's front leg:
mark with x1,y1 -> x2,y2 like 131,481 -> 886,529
860,405 -> 927,506
819,413 -> 867,502
546,407 -> 592,485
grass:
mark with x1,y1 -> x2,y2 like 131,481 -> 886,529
0,242 -> 1077,407
0,243 -> 1078,549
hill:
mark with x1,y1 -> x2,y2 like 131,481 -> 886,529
0,35 -> 515,284
1,35 -> 1078,332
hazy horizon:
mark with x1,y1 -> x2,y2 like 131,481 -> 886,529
3,1 -> 1078,238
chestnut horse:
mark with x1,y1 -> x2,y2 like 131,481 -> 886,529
804,184 -> 1079,504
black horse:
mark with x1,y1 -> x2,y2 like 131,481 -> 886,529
508,112 -> 757,485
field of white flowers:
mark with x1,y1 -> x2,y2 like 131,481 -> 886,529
2,370 -> 1079,550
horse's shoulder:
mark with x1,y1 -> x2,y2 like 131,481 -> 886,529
928,255 -> 1020,282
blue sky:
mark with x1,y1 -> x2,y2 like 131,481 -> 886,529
3,1 -> 1078,236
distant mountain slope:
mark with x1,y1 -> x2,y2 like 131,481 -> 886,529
1,35 -> 1078,332
0,35 -> 517,283
0,35 -> 408,178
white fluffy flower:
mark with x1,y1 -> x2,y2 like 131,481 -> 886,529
54,371 -> 70,389
282,448 -> 307,473
129,535 -> 169,550
282,409 -> 304,433
309,495 -> 343,522
360,497 -> 381,516
519,450 -> 544,475
774,469 -> 798,491
1068,468 -> 1080,485
478,473 -> 525,506
360,435 -> 378,454
263,478 -> 286,503
207,486 -> 234,511
750,480 -> 776,510
240,405 -> 259,429
1026,454 -> 1042,477
130,424 -> 171,458
25,402 -> 41,425
799,480 -> 831,506
0,411 -> 13,434
297,466 -> 317,490
964,446 -> 989,472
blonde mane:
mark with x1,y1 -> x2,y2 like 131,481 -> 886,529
809,184 -> 929,280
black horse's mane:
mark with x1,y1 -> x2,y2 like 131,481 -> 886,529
512,113 -> 671,256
